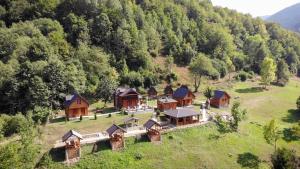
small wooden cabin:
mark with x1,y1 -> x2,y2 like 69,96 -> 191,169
144,119 -> 162,142
157,97 -> 177,112
147,87 -> 158,99
173,85 -> 195,107
164,108 -> 200,126
164,85 -> 173,96
114,88 -> 140,110
64,94 -> 89,119
210,90 -> 231,108
106,124 -> 126,151
62,130 -> 83,163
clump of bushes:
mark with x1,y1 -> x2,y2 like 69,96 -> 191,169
0,114 -> 27,137
108,113 -> 112,118
168,135 -> 174,140
235,71 -> 254,82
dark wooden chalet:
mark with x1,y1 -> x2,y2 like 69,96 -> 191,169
164,108 -> 200,126
64,94 -> 89,119
157,97 -> 177,112
114,88 -> 140,110
173,85 -> 195,107
164,85 -> 173,96
62,130 -> 83,162
106,124 -> 126,151
210,90 -> 231,108
144,119 -> 162,142
147,86 -> 158,99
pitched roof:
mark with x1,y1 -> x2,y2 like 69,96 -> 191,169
62,130 -> 83,142
124,117 -> 139,123
144,119 -> 161,129
214,90 -> 230,99
173,85 -> 191,99
164,108 -> 200,118
118,88 -> 140,97
64,93 -> 89,107
158,97 -> 178,103
106,124 -> 126,136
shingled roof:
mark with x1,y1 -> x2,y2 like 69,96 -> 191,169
106,124 -> 126,136
164,108 -> 200,118
118,88 -> 140,97
214,90 -> 230,99
64,93 -> 89,107
62,130 -> 83,142
144,119 -> 161,129
173,85 -> 191,99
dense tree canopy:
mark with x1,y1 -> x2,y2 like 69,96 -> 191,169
0,0 -> 299,118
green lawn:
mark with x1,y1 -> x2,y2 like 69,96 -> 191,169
40,79 -> 300,169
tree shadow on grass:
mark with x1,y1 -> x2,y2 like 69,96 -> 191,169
282,128 -> 300,142
235,87 -> 264,94
48,147 -> 65,162
135,134 -> 150,144
237,152 -> 261,169
91,140 -> 111,153
282,109 -> 300,123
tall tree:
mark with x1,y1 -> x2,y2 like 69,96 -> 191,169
188,53 -> 218,92
263,119 -> 281,151
276,59 -> 290,86
260,57 -> 277,89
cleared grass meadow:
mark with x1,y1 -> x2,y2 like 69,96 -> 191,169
40,78 -> 300,169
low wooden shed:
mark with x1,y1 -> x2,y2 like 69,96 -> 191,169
64,94 -> 89,119
173,85 -> 195,107
157,97 -> 177,112
210,90 -> 231,108
164,108 -> 200,126
62,130 -> 83,163
106,124 -> 126,151
144,119 -> 162,142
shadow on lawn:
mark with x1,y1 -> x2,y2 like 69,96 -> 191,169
235,87 -> 264,94
91,140 -> 111,153
237,152 -> 261,169
134,134 -> 149,144
282,128 -> 300,142
282,109 -> 300,123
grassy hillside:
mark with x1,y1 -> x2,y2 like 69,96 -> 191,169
39,78 -> 300,169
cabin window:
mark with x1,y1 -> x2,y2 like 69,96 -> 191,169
77,99 -> 81,104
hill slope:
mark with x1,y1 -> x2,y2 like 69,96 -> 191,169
267,3 -> 300,32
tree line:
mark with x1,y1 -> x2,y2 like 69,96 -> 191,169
0,0 -> 300,121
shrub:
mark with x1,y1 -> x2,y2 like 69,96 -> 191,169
94,113 -> 97,120
204,87 -> 214,99
31,106 -> 50,124
168,135 -> 174,140
108,113 -> 112,118
166,73 -> 177,84
134,153 -> 143,160
297,96 -> 300,111
271,148 -> 299,169
79,115 -> 83,121
1,114 -> 27,137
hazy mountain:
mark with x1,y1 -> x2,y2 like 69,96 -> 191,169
267,3 -> 300,32
260,15 -> 270,20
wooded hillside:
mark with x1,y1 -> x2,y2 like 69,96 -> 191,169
0,0 -> 300,118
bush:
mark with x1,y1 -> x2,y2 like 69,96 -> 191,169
108,113 -> 112,118
79,115 -> 83,121
168,135 -> 174,140
166,73 -> 177,84
297,96 -> 300,111
31,106 -> 50,124
94,113 -> 97,120
271,148 -> 299,169
134,152 -> 143,160
235,71 -> 252,82
1,114 -> 27,137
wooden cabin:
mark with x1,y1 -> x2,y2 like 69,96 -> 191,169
157,97 -> 177,112
64,94 -> 89,119
144,119 -> 162,142
106,124 -> 126,151
210,90 -> 231,108
164,85 -> 173,96
173,85 -> 195,107
62,130 -> 83,163
147,87 -> 158,99
164,108 -> 200,126
114,88 -> 140,110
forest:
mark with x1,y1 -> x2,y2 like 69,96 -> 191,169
0,0 -> 300,123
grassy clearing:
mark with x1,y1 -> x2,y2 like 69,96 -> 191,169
41,79 -> 300,169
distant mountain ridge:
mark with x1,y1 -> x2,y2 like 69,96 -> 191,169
267,3 -> 300,32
